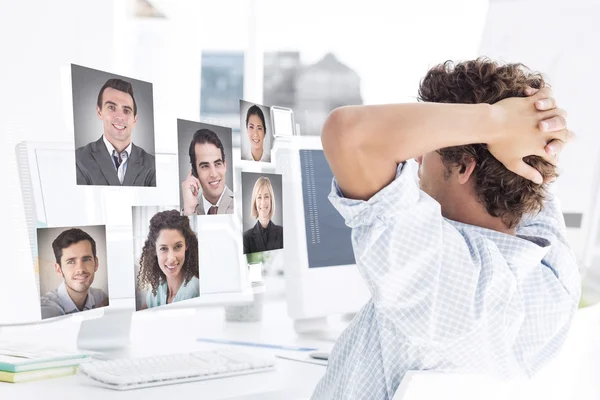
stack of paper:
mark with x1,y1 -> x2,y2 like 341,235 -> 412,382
0,342 -> 90,383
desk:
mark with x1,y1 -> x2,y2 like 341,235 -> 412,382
0,277 -> 330,400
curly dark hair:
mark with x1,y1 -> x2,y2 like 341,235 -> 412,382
417,57 -> 558,229
137,210 -> 199,296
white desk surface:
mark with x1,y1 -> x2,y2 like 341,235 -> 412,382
0,276 -> 331,400
3,276 -> 600,400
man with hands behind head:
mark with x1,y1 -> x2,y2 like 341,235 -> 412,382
181,129 -> 234,215
312,58 -> 580,400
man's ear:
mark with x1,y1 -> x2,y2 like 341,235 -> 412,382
94,257 -> 99,273
54,263 -> 63,277
96,106 -> 102,119
458,158 -> 476,185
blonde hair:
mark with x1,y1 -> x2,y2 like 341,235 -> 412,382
250,176 -> 275,220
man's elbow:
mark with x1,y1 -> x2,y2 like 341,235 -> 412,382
321,106 -> 361,157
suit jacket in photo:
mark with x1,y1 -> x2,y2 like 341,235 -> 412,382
75,136 -> 156,186
195,186 -> 235,215
243,220 -> 283,254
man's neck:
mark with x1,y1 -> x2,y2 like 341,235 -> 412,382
104,134 -> 131,154
444,194 -> 515,235
204,187 -> 225,206
65,285 -> 89,311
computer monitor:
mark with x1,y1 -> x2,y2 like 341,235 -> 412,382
275,136 -> 370,336
8,141 -> 252,351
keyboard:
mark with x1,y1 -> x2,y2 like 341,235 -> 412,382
77,348 -> 276,390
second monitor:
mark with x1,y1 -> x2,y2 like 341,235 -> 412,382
276,136 -> 370,335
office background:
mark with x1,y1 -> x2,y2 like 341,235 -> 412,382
239,100 -> 273,162
71,64 -> 156,155
177,119 -> 235,210
1,0 -> 599,324
241,172 -> 283,232
36,225 -> 109,299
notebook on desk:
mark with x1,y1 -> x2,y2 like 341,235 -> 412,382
0,342 -> 90,373
0,366 -> 78,383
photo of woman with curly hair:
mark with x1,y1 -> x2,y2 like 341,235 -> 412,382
136,209 -> 199,310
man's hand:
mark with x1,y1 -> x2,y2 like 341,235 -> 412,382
181,170 -> 200,215
488,87 -> 573,184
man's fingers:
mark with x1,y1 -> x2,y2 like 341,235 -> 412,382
545,128 -> 571,145
539,113 -> 567,132
535,97 -> 556,111
545,140 -> 563,158
537,147 -> 559,166
525,87 -> 540,96
533,86 -> 553,101
511,161 -> 544,185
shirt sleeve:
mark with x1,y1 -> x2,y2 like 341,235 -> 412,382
40,292 -> 65,319
517,190 -> 581,304
328,159 -> 580,378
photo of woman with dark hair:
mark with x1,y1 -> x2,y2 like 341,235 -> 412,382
240,100 -> 272,162
136,209 -> 199,309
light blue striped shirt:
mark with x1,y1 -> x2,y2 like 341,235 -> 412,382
311,160 -> 581,400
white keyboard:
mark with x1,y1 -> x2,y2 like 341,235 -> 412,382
77,348 -> 276,390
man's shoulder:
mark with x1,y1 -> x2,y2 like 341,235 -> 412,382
40,289 -> 60,304
131,143 -> 155,162
40,289 -> 65,318
75,141 -> 96,159
76,137 -> 103,154
89,287 -> 107,301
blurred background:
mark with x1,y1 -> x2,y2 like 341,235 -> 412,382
1,0 -> 599,308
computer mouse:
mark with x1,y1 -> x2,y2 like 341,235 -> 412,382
309,352 -> 329,361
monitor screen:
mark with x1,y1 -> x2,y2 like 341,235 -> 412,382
15,142 -> 251,320
299,149 -> 355,268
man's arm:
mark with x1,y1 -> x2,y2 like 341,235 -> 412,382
322,88 -> 568,200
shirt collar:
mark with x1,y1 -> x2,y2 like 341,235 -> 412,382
201,186 -> 226,214
258,220 -> 271,233
103,135 -> 133,158
57,281 -> 96,313
446,219 -> 551,267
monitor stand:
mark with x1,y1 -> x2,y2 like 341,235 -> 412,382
293,313 -> 355,342
76,303 -> 133,360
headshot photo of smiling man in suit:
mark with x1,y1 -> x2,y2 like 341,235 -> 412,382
178,119 -> 235,216
72,64 -> 156,186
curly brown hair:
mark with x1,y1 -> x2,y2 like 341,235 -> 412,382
137,210 -> 199,296
417,57 -> 558,229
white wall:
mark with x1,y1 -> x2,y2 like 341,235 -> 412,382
0,0 -> 119,324
256,0 -> 489,104
479,0 -> 600,270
